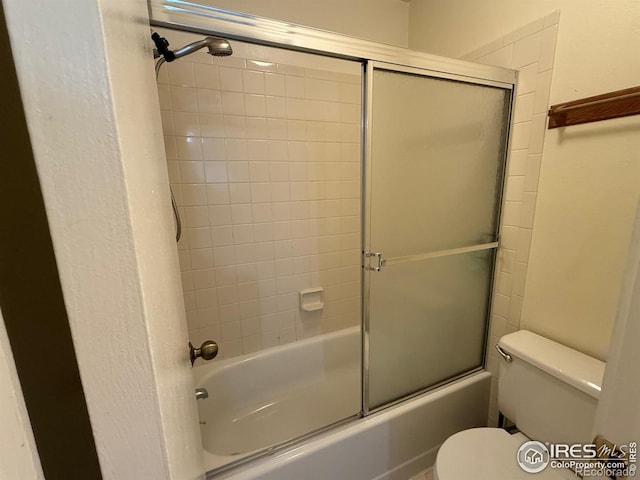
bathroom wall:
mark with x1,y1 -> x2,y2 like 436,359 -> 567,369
0,311 -> 44,480
594,206 -> 640,449
3,1 -> 205,478
156,28 -> 362,360
188,0 -> 409,47
409,0 -> 640,361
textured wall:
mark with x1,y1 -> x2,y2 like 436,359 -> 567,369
3,1 -> 204,478
0,312 -> 44,480
594,208 -> 640,450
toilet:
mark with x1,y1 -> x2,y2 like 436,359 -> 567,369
434,330 -> 606,480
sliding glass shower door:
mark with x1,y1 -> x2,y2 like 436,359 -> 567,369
364,62 -> 512,410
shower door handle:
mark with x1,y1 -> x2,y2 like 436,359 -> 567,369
364,252 -> 385,272
366,242 -> 500,271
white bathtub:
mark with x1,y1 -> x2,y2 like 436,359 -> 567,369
194,327 -> 491,479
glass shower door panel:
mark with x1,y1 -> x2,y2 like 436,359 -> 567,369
366,64 -> 511,409
369,68 -> 510,257
368,251 -> 493,408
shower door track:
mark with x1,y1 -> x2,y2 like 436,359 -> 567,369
147,1 -> 515,86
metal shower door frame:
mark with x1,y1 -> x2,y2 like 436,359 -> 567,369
361,61 -> 514,414
148,1 -> 516,85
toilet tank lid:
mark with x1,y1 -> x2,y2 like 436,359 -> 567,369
499,330 -> 605,399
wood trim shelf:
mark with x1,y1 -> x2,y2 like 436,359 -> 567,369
547,86 -> 640,129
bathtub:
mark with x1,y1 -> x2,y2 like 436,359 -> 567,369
194,327 -> 491,479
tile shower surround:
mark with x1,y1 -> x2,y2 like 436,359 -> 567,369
157,46 -> 362,360
460,11 -> 560,426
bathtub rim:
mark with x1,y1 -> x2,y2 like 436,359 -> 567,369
195,325 -> 362,472
193,325 -> 361,385
195,324 -> 484,475
205,368 -> 488,478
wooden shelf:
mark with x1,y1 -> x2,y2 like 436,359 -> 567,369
547,86 -> 640,129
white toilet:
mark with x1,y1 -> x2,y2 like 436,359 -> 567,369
434,330 -> 606,480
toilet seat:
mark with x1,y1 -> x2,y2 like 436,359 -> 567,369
434,428 -> 569,480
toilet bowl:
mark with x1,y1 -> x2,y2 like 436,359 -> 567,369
433,330 -> 605,480
434,428 -> 574,479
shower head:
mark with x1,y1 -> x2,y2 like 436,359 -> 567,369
173,36 -> 233,59
152,32 -> 233,79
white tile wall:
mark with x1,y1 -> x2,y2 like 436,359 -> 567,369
158,39 -> 362,361
461,10 -> 560,427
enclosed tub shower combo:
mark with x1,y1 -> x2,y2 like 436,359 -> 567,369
150,2 -> 515,478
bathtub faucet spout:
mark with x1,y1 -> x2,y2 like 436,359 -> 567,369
195,388 -> 209,400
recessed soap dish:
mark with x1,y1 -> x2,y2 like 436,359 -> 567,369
299,287 -> 324,312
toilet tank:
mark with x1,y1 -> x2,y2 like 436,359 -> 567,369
497,330 -> 605,445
